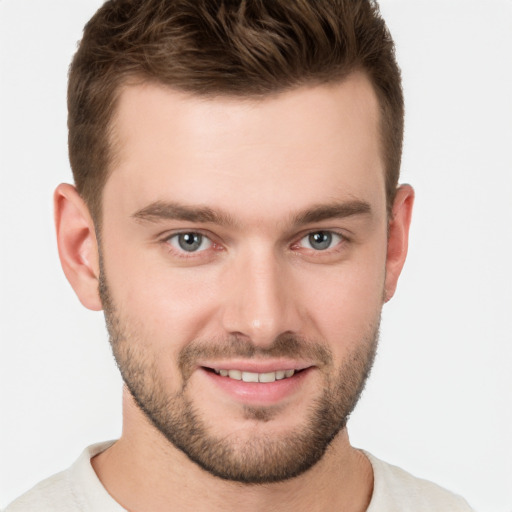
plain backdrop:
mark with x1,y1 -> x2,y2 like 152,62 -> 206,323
1,1 -> 511,510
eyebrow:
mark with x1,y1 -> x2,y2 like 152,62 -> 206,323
132,201 -> 238,226
132,199 -> 371,227
291,200 -> 372,226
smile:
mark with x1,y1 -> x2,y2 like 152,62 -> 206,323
202,365 -> 313,405
213,369 -> 296,382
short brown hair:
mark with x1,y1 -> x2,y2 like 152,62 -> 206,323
68,0 -> 403,221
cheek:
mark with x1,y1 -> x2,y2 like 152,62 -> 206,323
295,249 -> 386,352
101,240 -> 222,353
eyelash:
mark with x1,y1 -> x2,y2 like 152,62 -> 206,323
161,231 -> 222,259
294,231 -> 345,252
160,229 -> 348,260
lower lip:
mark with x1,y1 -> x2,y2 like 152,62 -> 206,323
200,367 -> 313,406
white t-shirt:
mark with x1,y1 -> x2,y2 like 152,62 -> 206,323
4,441 -> 474,511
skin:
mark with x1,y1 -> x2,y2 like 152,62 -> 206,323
54,71 -> 414,512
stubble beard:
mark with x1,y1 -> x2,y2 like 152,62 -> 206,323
99,271 -> 380,484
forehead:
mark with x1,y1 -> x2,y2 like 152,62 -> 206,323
105,73 -> 386,222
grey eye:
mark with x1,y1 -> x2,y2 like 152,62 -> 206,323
169,232 -> 212,252
308,232 -> 332,250
300,231 -> 342,251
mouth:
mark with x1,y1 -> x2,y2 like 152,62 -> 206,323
199,364 -> 313,405
209,368 -> 298,382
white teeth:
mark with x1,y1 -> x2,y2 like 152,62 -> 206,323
213,368 -> 297,382
228,369 -> 242,380
258,372 -> 276,383
242,371 -> 259,383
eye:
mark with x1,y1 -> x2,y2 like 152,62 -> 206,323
299,231 -> 343,251
167,232 -> 212,253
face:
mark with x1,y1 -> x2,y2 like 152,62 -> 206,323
99,73 -> 391,483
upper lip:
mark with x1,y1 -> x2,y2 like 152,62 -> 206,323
199,359 -> 315,373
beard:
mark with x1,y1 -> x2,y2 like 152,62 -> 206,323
99,271 -> 379,484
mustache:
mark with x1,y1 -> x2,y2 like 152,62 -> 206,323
178,332 -> 333,379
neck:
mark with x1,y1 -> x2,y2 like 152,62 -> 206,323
92,391 -> 373,512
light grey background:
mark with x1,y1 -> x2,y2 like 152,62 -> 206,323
1,1 -> 511,510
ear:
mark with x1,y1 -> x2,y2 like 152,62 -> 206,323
54,183 -> 102,311
384,184 -> 414,302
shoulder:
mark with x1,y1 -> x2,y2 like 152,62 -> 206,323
4,469 -> 77,512
364,451 -> 475,512
4,441 -> 119,512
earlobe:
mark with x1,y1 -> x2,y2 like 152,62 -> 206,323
54,183 -> 103,311
384,184 -> 414,303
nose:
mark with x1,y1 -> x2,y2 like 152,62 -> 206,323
220,245 -> 303,347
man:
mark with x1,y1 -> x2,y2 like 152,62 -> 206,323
5,0 -> 474,510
